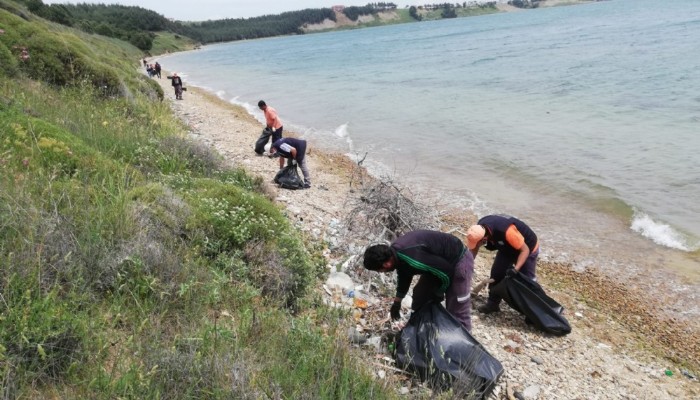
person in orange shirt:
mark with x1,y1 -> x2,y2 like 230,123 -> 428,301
466,214 -> 540,314
258,100 -> 284,144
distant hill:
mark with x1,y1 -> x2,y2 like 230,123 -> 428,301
15,0 -> 506,53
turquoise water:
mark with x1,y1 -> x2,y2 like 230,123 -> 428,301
161,0 -> 700,282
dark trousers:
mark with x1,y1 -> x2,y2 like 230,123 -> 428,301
411,252 -> 474,332
272,126 -> 283,144
487,248 -> 539,305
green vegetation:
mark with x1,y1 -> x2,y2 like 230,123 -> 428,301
177,8 -> 337,43
12,1 -> 499,52
0,2 -> 395,397
418,2 -> 499,21
150,31 -> 197,56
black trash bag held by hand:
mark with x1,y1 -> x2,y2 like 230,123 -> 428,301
254,127 -> 273,154
490,271 -> 571,335
396,302 -> 503,399
274,164 -> 304,190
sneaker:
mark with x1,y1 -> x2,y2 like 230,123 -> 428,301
477,303 -> 501,314
303,182 -> 311,189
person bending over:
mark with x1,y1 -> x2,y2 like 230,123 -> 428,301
466,214 -> 540,314
270,137 -> 311,189
363,230 -> 474,332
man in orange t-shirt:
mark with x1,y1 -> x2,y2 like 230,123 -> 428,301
258,100 -> 283,144
466,214 -> 540,314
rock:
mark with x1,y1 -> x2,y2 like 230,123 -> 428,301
530,356 -> 543,365
347,327 -> 366,344
365,336 -> 382,351
522,385 -> 540,399
326,271 -> 354,292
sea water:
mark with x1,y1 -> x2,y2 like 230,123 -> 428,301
161,0 -> 700,304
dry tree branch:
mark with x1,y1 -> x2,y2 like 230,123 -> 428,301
342,173 -> 440,244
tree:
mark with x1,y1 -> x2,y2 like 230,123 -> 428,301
409,6 -> 422,21
128,32 -> 153,51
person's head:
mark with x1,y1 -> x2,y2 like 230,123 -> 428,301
172,72 -> 178,77
466,224 -> 487,250
270,138 -> 282,153
258,100 -> 267,110
363,244 -> 395,272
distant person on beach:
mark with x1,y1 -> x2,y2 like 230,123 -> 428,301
167,73 -> 183,100
467,214 -> 539,314
362,230 -> 474,332
258,100 -> 283,145
270,137 -> 311,189
154,62 -> 161,78
142,58 -> 147,67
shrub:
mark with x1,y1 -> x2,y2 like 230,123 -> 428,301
0,276 -> 86,385
0,40 -> 19,76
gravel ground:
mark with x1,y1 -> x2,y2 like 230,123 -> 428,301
153,71 -> 699,399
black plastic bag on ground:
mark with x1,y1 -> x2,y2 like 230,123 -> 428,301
254,127 -> 273,154
490,272 -> 571,336
396,302 -> 503,398
274,164 -> 304,190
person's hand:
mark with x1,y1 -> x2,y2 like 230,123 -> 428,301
291,159 -> 297,165
390,301 -> 402,320
506,268 -> 517,278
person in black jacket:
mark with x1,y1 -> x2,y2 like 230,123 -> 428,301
168,73 -> 183,100
466,214 -> 540,314
363,230 -> 474,332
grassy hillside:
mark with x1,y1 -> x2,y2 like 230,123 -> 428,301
150,31 -> 198,55
0,2 -> 395,398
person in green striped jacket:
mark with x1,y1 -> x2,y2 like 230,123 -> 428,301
363,230 -> 474,332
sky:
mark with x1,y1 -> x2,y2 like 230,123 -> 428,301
42,1 -> 430,21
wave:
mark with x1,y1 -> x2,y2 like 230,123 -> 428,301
333,123 -> 353,150
630,211 -> 696,252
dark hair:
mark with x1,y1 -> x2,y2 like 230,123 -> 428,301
258,100 -> 266,108
363,244 -> 392,271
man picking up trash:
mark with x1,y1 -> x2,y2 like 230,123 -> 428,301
270,137 -> 311,189
467,214 -> 540,314
362,230 -> 474,332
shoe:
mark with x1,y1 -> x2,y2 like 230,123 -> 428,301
525,317 -> 534,326
477,303 -> 500,314
303,182 -> 311,189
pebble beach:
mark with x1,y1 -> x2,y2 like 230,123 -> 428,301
152,68 -> 700,399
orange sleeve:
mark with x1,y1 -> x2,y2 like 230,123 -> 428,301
505,225 -> 525,250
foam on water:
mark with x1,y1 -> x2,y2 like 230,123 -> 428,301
630,212 -> 696,252
334,123 -> 353,150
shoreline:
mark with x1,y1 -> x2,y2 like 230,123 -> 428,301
150,66 -> 699,396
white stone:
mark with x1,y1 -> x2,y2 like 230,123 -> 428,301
325,271 -> 355,292
522,385 -> 540,399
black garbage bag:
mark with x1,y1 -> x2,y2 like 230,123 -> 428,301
274,164 -> 304,190
396,302 -> 503,398
490,271 -> 571,336
254,127 -> 273,154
